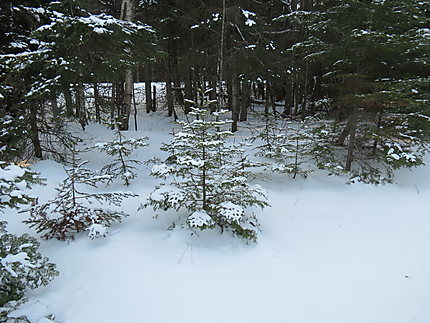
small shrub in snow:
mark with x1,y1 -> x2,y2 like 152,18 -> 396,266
0,222 -> 58,307
143,93 -> 268,242
250,113 -> 311,178
24,147 -> 135,240
95,128 -> 148,186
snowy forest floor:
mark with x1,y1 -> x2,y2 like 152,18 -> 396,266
3,107 -> 430,323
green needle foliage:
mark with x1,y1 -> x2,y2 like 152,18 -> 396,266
25,144 -> 136,240
0,221 -> 58,307
96,128 -> 148,186
144,88 -> 268,242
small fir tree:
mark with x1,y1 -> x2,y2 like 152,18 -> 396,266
24,145 -> 135,240
250,112 -> 311,178
0,221 -> 58,307
96,128 -> 148,186
143,90 -> 268,242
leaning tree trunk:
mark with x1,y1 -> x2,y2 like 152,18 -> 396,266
119,0 -> 135,130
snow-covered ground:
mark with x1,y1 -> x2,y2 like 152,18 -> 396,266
3,108 -> 430,323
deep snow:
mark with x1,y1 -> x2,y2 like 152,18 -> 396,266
3,108 -> 430,323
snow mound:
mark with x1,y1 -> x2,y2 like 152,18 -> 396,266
219,202 -> 245,223
188,210 -> 213,228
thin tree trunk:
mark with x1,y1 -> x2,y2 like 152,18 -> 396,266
217,0 -> 227,113
110,83 -> 116,129
120,69 -> 133,130
119,0 -> 135,130
30,103 -> 42,159
345,107 -> 359,171
76,77 -> 86,130
144,65 -> 152,113
184,65 -> 192,114
152,85 -> 157,112
231,76 -> 240,132
94,83 -> 101,123
166,79 -> 175,118
240,79 -> 250,122
64,87 -> 74,117
133,84 -> 138,131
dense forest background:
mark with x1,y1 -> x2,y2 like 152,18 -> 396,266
1,0 -> 430,183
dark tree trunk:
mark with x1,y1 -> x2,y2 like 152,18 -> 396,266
76,78 -> 86,130
94,83 -> 101,123
240,79 -> 250,122
151,85 -> 157,112
231,76 -> 240,132
144,65 -> 152,113
184,65 -> 192,114
64,87 -> 74,118
30,103 -> 42,159
166,79 -> 174,118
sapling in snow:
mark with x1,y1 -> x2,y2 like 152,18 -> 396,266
24,145 -> 136,240
143,89 -> 268,241
96,128 -> 148,186
250,112 -> 311,178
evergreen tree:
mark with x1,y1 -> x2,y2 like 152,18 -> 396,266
144,90 -> 268,241
0,221 -> 58,307
24,145 -> 136,240
96,128 -> 148,186
286,0 -> 430,183
0,162 -> 42,211
250,113 -> 312,178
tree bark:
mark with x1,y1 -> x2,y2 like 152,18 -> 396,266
64,87 -> 74,117
184,65 -> 192,114
119,0 -> 135,130
231,76 -> 240,132
144,65 -> 152,113
93,83 -> 101,123
240,79 -> 250,122
30,103 -> 42,159
76,77 -> 86,130
120,69 -> 133,130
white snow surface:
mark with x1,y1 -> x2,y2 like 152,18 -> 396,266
3,109 -> 430,323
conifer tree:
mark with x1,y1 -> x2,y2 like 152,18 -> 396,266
25,144 -> 136,240
284,0 -> 430,183
250,112 -> 311,178
0,162 -> 42,211
96,128 -> 148,186
0,221 -> 59,307
144,89 -> 268,242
